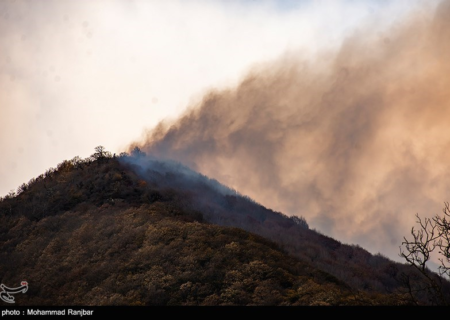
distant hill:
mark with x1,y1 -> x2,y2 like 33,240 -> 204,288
0,147 -> 448,305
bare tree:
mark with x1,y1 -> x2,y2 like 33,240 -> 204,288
399,202 -> 450,305
92,146 -> 112,160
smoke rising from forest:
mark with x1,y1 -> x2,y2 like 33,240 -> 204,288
2,0 -> 398,198
132,0 -> 450,261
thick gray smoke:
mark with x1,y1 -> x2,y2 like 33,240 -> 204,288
131,0 -> 450,262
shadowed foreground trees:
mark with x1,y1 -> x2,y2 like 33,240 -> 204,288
400,202 -> 450,305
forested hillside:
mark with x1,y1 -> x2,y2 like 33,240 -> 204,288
0,147 -> 448,305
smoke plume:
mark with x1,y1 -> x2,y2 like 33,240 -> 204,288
131,0 -> 450,262
1,0 -> 394,197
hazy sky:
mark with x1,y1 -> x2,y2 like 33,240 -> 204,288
1,0 -> 446,263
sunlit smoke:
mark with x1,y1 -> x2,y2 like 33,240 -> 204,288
133,0 -> 450,262
2,0 -> 408,197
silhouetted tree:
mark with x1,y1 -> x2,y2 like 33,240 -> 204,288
92,146 -> 112,160
17,183 -> 28,195
291,216 -> 309,229
400,202 -> 450,305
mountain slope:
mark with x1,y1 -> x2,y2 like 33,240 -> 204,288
120,151 -> 450,305
0,149 -> 446,305
1,201 -> 394,306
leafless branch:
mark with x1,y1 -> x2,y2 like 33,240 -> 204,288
399,203 -> 450,305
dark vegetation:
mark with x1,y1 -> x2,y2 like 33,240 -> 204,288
0,146 -> 448,305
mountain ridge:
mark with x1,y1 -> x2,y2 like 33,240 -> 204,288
0,147 -> 448,305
